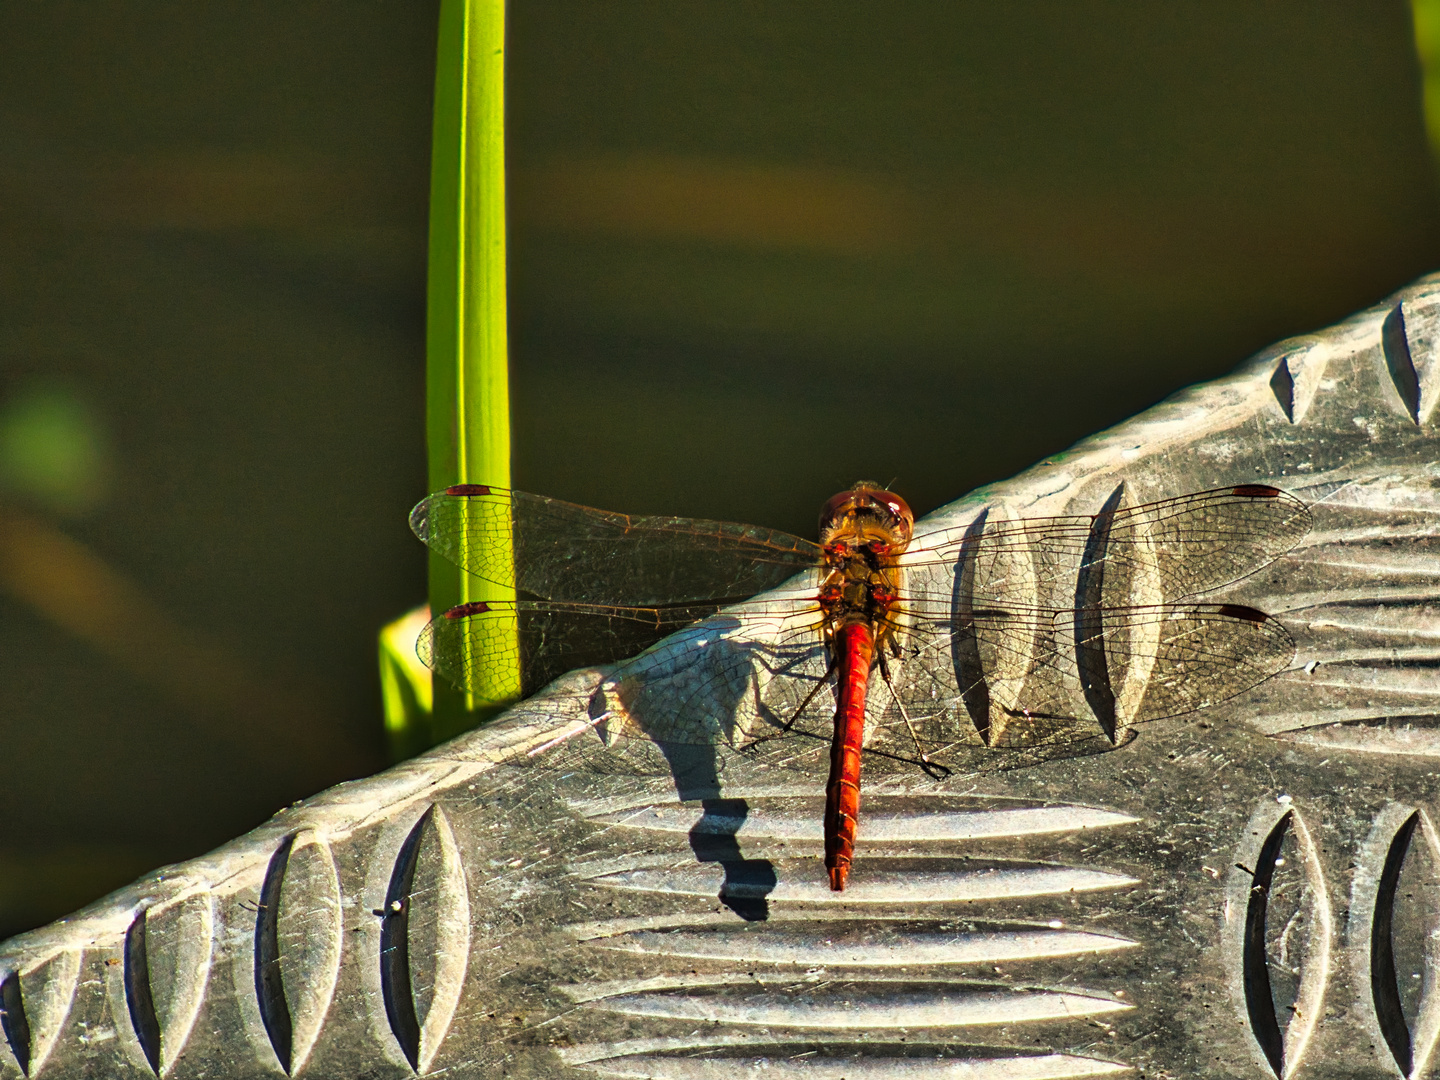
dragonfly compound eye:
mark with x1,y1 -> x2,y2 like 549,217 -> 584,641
819,486 -> 915,543
871,490 -> 915,541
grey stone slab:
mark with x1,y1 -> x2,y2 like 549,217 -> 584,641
9,275 -> 1440,1076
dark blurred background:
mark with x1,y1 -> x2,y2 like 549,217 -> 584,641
0,2 -> 1437,937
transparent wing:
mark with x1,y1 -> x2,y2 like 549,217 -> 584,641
419,593 -> 830,745
905,485 -> 1311,602
419,600 -> 733,700
593,602 -> 831,749
417,484 -> 1306,775
422,593 -> 1292,772
410,485 -> 822,605
868,598 -> 1295,773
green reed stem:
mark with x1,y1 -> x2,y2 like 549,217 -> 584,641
425,0 -> 519,738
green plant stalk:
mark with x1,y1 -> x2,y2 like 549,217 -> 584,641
426,0 -> 519,738
1415,0 -> 1440,162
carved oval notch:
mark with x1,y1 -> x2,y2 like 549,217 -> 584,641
0,953 -> 80,1077
122,893 -> 214,1077
1231,802 -> 1332,1078
380,805 -> 471,1073
0,971 -> 30,1075
1364,807 -> 1440,1077
1382,298 -> 1440,426
952,505 -> 1039,746
254,832 -> 344,1075
123,910 -> 161,1074
1073,483 -> 1162,743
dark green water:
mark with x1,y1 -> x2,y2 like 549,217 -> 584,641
0,2 -> 1436,936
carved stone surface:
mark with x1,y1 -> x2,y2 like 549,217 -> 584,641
8,275 -> 1440,1076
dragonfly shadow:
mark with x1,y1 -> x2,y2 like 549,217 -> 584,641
594,626 -> 785,922
669,636 -> 841,921
657,746 -> 777,922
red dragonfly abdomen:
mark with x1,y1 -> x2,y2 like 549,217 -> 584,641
825,620 -> 875,891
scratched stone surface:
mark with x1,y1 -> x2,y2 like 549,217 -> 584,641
7,276 -> 1440,1077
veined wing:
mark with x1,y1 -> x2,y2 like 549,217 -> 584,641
421,599 -> 734,700
422,591 -> 1291,778
420,592 -> 830,744
555,593 -> 1294,777
862,596 -> 1294,772
410,485 -> 822,605
418,484 -> 1304,773
904,485 -> 1310,604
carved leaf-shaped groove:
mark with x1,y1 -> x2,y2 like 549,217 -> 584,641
380,805 -> 471,1073
582,799 -> 1139,840
1229,802 -> 1332,1079
1268,340 -> 1328,424
954,505 -> 1039,745
254,836 -> 295,1072
254,833 -> 344,1074
120,897 -> 214,1076
581,859 -> 1137,904
578,918 -> 1137,968
0,951 -> 81,1076
279,836 -> 344,1073
0,972 -> 30,1075
1276,714 -> 1440,760
141,892 -> 214,1074
565,1046 -> 1129,1079
1072,484 -> 1162,741
123,910 -> 161,1074
586,1054 -> 1125,1079
1356,805 -> 1440,1079
1382,297 -> 1440,425
569,975 -> 1132,1030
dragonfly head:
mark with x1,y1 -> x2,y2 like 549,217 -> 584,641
819,483 -> 914,552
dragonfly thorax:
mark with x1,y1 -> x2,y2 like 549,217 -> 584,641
816,484 -> 912,631
818,562 -> 902,627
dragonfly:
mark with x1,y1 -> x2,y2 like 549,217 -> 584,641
410,481 -> 1310,890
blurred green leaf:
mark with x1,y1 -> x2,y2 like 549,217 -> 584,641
379,604 -> 435,760
1414,0 -> 1440,160
0,384 -> 111,517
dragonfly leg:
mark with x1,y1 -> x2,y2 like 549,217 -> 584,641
876,649 -> 933,768
781,657 -> 837,734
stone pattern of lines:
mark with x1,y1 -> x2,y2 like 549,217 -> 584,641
555,793 -> 1141,1079
7,276 -> 1440,1076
